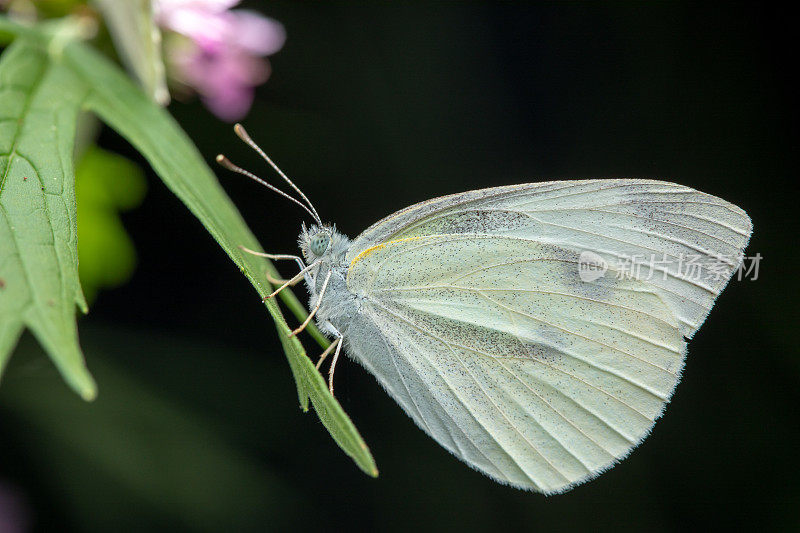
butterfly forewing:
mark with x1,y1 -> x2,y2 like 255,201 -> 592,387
348,179 -> 752,338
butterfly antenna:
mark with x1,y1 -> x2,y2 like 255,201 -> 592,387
216,154 -> 320,224
233,123 -> 323,226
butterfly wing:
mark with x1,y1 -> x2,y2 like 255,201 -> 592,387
349,179 -> 751,339
343,179 -> 751,493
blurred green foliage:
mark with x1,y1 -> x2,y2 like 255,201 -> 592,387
1,326 -> 299,531
7,0 -> 84,19
75,146 -> 146,303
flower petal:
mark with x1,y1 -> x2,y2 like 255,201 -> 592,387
228,10 -> 286,56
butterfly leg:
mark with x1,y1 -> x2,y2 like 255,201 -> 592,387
288,269 -> 332,338
239,246 -> 306,271
263,259 -> 320,301
314,323 -> 344,395
239,246 -> 310,290
327,334 -> 344,395
315,335 -> 341,370
265,273 -> 302,286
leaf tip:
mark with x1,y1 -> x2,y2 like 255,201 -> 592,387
76,374 -> 98,401
80,385 -> 98,401
63,363 -> 97,401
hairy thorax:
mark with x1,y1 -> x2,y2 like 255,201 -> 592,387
298,224 -> 360,338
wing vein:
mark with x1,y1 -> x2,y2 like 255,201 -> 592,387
489,354 -> 617,461
378,283 -> 677,331
505,205 -> 743,250
371,299 -> 651,436
511,182 -> 687,208
357,232 -> 715,309
369,303 -> 562,487
447,344 -> 586,479
474,290 -> 673,397
365,310 -> 515,480
451,339 -> 649,437
619,200 -> 746,216
519,214 -> 720,295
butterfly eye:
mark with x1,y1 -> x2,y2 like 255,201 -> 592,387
309,233 -> 330,256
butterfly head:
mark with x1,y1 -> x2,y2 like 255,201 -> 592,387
299,223 -> 348,263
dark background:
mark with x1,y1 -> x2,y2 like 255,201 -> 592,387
2,3 -> 797,532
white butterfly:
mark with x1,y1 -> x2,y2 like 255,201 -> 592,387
219,125 -> 752,494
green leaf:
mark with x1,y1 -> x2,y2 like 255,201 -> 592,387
0,17 -> 377,477
0,38 -> 96,399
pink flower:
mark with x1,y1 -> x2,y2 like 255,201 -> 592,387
155,1 -> 285,121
